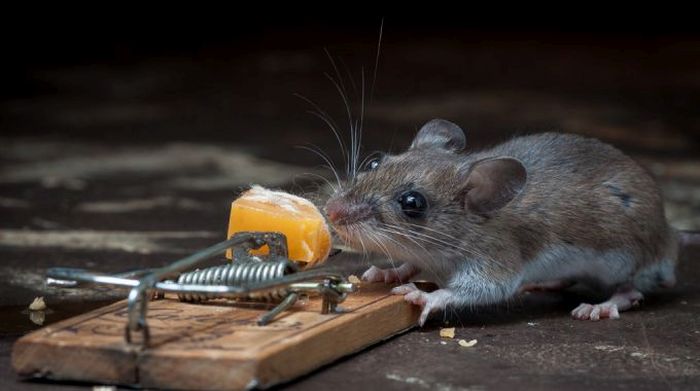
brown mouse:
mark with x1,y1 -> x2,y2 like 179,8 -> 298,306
324,119 -> 679,325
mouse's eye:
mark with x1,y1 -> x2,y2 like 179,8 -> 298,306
362,153 -> 385,172
398,191 -> 428,218
366,159 -> 381,171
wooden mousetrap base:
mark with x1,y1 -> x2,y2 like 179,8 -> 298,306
12,283 -> 419,390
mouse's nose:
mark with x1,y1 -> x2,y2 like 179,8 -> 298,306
325,198 -> 348,225
325,198 -> 369,225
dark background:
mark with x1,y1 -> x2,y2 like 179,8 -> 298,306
3,15 -> 700,159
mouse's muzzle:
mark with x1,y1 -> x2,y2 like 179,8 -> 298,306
325,197 -> 373,226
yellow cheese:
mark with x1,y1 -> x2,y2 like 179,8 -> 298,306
226,186 -> 331,267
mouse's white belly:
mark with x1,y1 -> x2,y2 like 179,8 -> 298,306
519,245 -> 637,287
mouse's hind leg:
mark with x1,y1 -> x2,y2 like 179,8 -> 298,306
572,235 -> 678,321
571,285 -> 643,321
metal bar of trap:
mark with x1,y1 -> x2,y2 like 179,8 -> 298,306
46,267 -> 355,299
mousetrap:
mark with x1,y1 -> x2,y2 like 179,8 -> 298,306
12,232 -> 420,390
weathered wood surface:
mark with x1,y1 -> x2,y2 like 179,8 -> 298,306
12,283 -> 419,390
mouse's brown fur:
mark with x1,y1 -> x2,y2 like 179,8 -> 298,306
325,119 -> 678,324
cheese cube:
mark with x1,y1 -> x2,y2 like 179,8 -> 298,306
226,186 -> 331,267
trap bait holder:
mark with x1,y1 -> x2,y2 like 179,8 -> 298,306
45,232 -> 356,348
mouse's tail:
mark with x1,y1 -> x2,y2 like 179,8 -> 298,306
680,230 -> 700,248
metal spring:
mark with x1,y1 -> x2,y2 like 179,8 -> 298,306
176,260 -> 297,303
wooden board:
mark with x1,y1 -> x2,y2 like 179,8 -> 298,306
12,283 -> 419,390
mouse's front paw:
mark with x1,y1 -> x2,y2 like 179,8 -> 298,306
361,265 -> 389,283
392,284 -> 455,326
361,264 -> 419,284
390,282 -> 419,294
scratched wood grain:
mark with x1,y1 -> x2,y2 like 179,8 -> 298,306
12,283 -> 419,390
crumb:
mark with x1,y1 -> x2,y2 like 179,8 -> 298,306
527,322 -> 538,326
29,297 -> 46,311
439,327 -> 455,339
93,386 -> 117,391
29,311 -> 45,326
458,339 -> 478,348
440,341 -> 447,345
348,275 -> 361,284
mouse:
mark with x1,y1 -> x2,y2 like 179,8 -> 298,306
323,118 -> 679,325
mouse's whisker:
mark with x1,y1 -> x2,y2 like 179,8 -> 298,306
376,226 -> 448,287
381,223 -> 517,275
355,67 -> 366,180
396,227 -> 471,258
323,71 -> 355,180
366,230 -> 400,277
360,227 -> 444,286
315,31 -> 385,185
383,221 -> 475,255
358,20 -> 384,179
337,55 -> 359,96
369,19 -> 383,108
374,229 -> 447,285
400,222 -> 466,243
293,93 -> 348,182
294,95 -> 347,156
306,109 -> 348,165
295,145 -> 343,190
295,172 -> 337,194
382,223 -> 467,254
350,224 -> 368,256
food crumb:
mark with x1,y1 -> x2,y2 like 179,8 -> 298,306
29,311 -> 45,326
93,386 -> 117,391
458,339 -> 478,348
348,275 -> 361,284
439,327 -> 455,339
440,341 -> 447,345
29,297 -> 46,311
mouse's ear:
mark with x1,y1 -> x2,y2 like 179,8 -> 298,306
410,119 -> 466,152
462,157 -> 527,214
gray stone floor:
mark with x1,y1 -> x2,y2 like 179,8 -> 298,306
1,30 -> 699,390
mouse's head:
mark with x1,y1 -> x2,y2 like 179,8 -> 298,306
324,119 -> 527,261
